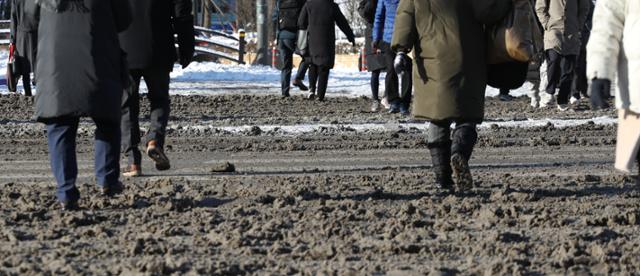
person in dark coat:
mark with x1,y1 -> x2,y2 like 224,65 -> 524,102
272,0 -> 310,97
358,0 -> 386,112
119,0 -> 195,177
33,0 -> 132,210
373,0 -> 412,114
298,0 -> 355,101
570,0 -> 595,103
391,0 -> 510,192
9,0 -> 38,97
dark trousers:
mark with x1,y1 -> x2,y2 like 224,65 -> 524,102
371,69 -> 382,101
572,47 -> 588,99
499,88 -> 510,96
121,68 -> 171,166
46,117 -> 120,203
309,64 -> 330,100
20,73 -> 32,96
381,42 -> 412,107
278,38 -> 309,96
545,49 -> 576,105
428,120 -> 478,160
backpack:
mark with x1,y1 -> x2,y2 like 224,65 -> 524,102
278,0 -> 303,32
357,0 -> 377,25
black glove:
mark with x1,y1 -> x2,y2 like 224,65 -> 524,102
589,78 -> 611,110
394,52 -> 411,73
174,17 -> 195,69
351,40 -> 356,48
372,40 -> 380,52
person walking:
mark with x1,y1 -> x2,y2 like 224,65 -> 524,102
587,0 -> 640,183
570,0 -> 595,104
119,0 -> 195,177
298,0 -> 355,101
272,0 -> 309,97
372,0 -> 411,114
9,0 -> 38,97
391,0 -> 510,192
33,0 -> 132,210
358,0 -> 386,112
535,0 -> 591,110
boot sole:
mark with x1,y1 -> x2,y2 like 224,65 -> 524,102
451,153 -> 473,192
147,147 -> 171,171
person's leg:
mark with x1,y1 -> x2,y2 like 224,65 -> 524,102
545,49 -> 561,95
23,73 -> 32,97
308,64 -> 318,98
46,117 -> 81,205
293,57 -> 310,90
382,42 -> 400,109
400,60 -> 413,109
121,71 -> 143,174
371,69 -> 381,101
94,118 -> 122,194
557,54 -> 577,105
572,47 -> 588,99
316,66 -> 330,101
450,121 -> 478,191
278,38 -> 294,96
427,120 -> 454,191
143,68 -> 171,170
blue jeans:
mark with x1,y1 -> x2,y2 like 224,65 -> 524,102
46,117 -> 121,203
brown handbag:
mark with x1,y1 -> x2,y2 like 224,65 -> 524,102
486,0 -> 543,64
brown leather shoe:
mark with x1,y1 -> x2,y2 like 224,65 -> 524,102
146,140 -> 170,171
122,164 -> 142,177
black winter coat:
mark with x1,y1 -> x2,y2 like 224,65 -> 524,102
34,0 -> 132,123
119,0 -> 195,71
10,0 -> 38,74
298,0 -> 355,68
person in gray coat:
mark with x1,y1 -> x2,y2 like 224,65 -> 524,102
9,0 -> 38,96
34,0 -> 132,210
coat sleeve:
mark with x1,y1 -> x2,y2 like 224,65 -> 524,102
171,0 -> 195,62
110,0 -> 132,32
586,0 -> 626,81
9,0 -> 16,44
297,3 -> 308,30
372,0 -> 384,42
334,3 -> 355,43
390,0 -> 416,53
472,0 -> 510,25
535,0 -> 550,29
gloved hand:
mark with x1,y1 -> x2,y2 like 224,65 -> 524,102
394,52 -> 411,73
351,40 -> 356,48
589,78 -> 611,110
372,40 -> 380,53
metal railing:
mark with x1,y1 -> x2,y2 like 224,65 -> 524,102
0,20 -> 247,65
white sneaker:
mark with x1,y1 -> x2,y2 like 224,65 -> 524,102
569,96 -> 580,105
557,104 -> 570,111
539,93 -> 555,107
529,90 -> 540,108
381,97 -> 391,110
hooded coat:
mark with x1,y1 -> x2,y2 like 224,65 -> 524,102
33,0 -> 132,123
391,0 -> 510,122
10,0 -> 38,74
535,0 -> 591,55
119,0 -> 194,71
298,0 -> 355,68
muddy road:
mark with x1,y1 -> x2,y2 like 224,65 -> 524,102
1,94 -> 638,275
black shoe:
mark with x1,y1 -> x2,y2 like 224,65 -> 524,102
282,93 -> 291,98
60,201 -> 79,211
399,105 -> 410,115
101,181 -> 124,197
451,153 -> 473,192
388,102 -> 401,114
293,80 -> 309,91
429,143 -> 454,192
147,140 -> 171,171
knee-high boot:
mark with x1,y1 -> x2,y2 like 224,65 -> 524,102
428,142 -> 454,191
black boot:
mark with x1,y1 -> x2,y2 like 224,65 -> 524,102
429,143 -> 454,192
451,124 -> 478,191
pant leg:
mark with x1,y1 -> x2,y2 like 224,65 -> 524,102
46,117 -> 81,203
94,119 -> 121,187
557,54 -> 577,105
572,47 -> 588,98
382,42 -> 400,102
400,60 -> 413,107
545,49 -> 561,95
316,66 -> 330,100
451,121 -> 478,160
142,68 -> 171,148
309,64 -> 318,93
427,120 -> 452,145
22,73 -> 32,96
371,69 -> 381,101
278,38 -> 295,95
121,72 -> 142,166
294,57 -> 309,82
499,88 -> 510,96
